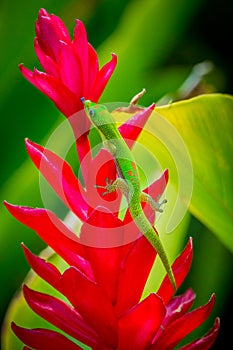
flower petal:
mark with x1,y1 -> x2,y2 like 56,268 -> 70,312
22,244 -> 61,292
4,202 -> 92,276
152,294 -> 216,349
179,317 -> 220,350
144,169 -> 169,201
157,237 -> 193,304
19,65 -> 80,116
22,285 -> 97,347
25,139 -> 89,221
36,10 -> 70,61
67,109 -> 92,178
19,65 -> 39,88
73,19 -> 89,94
85,149 -> 121,213
58,40 -> 83,95
33,69 -> 81,116
61,267 -> 118,347
80,206 -> 124,246
118,293 -> 166,350
87,44 -> 99,93
12,323 -> 82,350
116,235 -> 156,316
118,103 -> 155,148
91,53 -> 117,102
50,13 -> 71,44
163,288 -> 195,326
153,289 -> 196,342
34,38 -> 59,78
80,206 -> 124,303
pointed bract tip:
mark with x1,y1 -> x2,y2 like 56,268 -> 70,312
149,102 -> 156,110
38,8 -> 50,18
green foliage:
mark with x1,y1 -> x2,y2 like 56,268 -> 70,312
156,94 -> 233,252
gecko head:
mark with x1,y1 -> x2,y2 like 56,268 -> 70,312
81,98 -> 111,127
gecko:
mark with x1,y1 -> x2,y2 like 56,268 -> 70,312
82,98 -> 177,291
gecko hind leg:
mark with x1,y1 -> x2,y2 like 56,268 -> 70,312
140,192 -> 167,213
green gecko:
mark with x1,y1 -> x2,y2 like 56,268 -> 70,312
82,98 -> 177,291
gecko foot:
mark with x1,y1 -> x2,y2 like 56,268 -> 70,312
94,178 -> 115,196
141,193 -> 168,213
155,195 -> 168,213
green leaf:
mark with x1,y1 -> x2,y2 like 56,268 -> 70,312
146,94 -> 233,252
100,0 -> 203,103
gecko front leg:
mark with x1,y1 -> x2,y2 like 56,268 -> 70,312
95,177 -> 129,198
140,192 -> 167,213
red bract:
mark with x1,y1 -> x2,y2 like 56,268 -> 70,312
5,114 -> 219,348
19,8 -> 117,182
6,8 -> 219,350
20,8 -> 117,118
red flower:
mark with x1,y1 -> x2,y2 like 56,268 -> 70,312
5,8 -> 219,349
20,9 -> 117,118
19,8 -> 117,171
6,199 -> 219,350
5,107 -> 219,348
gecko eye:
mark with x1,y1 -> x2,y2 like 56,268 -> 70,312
89,109 -> 95,117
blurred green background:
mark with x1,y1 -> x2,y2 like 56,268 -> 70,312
0,0 -> 232,348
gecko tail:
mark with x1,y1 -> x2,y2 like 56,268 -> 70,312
150,226 -> 177,292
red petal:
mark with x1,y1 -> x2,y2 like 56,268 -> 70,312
34,38 -> 59,78
61,267 -> 117,347
152,294 -> 216,349
91,53 -> 117,102
85,149 -> 121,213
33,70 -> 81,116
19,66 -> 79,116
80,207 -> 124,303
80,206 -> 124,246
153,289 -> 195,342
25,139 -> 89,221
50,13 -> 71,44
157,238 -> 193,304
12,323 -> 82,350
179,317 -> 220,350
87,44 -> 99,93
37,11 -> 70,61
19,65 -> 39,88
144,169 -> 169,200
164,288 -> 195,326
73,20 -> 89,94
22,244 -> 61,292
116,235 -> 156,316
67,109 -> 92,178
58,40 -> 83,95
36,14 -> 59,61
118,293 -> 166,350
4,203 -> 92,276
118,103 -> 155,148
23,285 -> 97,347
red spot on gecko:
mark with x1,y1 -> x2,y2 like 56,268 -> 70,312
132,162 -> 137,171
127,170 -> 133,176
